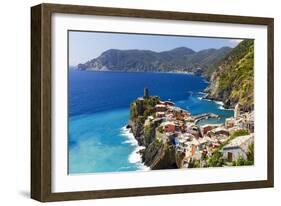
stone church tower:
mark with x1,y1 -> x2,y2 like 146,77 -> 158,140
144,87 -> 149,99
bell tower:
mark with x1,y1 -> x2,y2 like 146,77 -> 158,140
144,87 -> 149,99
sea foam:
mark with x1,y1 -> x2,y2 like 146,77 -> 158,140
213,100 -> 233,110
120,126 -> 150,171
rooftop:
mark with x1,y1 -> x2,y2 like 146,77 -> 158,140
155,104 -> 167,108
222,134 -> 254,150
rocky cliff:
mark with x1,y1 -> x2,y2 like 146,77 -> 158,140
77,47 -> 232,78
128,95 -> 179,170
205,40 -> 254,110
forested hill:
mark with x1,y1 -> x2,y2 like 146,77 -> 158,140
77,46 -> 232,77
205,39 -> 254,110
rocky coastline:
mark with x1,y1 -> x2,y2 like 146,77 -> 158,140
127,88 -> 254,170
203,40 -> 254,111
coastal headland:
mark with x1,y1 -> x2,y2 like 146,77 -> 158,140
127,88 -> 254,169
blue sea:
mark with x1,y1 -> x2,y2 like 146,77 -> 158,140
68,70 -> 233,174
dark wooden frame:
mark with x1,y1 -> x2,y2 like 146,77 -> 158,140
31,3 -> 274,202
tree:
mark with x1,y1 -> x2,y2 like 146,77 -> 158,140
233,156 -> 247,166
207,150 -> 224,167
143,106 -> 154,118
230,129 -> 249,139
247,143 -> 254,162
157,126 -> 164,133
144,124 -> 153,138
189,159 -> 201,168
232,152 -> 254,166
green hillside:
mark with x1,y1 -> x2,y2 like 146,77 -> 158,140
77,47 -> 232,75
206,40 -> 254,110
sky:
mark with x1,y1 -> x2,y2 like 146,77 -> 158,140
68,31 -> 243,66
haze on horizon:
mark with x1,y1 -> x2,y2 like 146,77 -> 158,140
69,31 -> 243,66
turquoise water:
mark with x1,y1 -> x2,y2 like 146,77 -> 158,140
69,109 -> 145,174
68,71 -> 233,174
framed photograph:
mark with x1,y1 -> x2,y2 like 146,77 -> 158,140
31,3 -> 274,202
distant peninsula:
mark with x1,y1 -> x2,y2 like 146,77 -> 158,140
76,46 -> 232,78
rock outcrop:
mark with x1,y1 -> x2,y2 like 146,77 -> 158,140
128,92 -> 178,170
141,139 -> 177,170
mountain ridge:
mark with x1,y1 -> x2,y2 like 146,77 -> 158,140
77,46 -> 232,77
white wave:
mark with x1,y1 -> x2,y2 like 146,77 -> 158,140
203,79 -> 210,83
197,92 -> 208,100
196,93 -> 234,112
214,100 -> 224,106
120,127 -> 138,146
213,100 -> 234,111
120,126 -> 150,171
138,163 -> 150,171
128,145 -> 145,163
219,106 -> 234,111
198,91 -> 207,95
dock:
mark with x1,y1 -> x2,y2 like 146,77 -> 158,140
194,113 -> 219,124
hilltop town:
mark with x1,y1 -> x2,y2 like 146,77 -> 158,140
128,88 -> 254,169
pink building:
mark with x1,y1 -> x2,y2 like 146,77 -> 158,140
163,122 -> 176,133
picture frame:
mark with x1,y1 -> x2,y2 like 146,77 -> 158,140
31,3 -> 274,202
